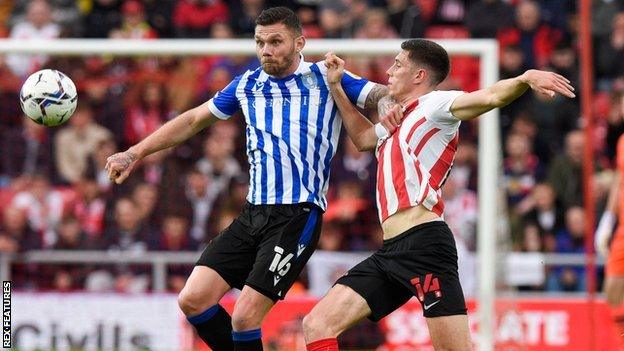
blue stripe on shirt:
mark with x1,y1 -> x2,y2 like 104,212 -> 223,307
294,75 -> 312,201
308,65 -> 328,204
243,70 -> 262,203
277,80 -> 301,202
261,81 -> 283,202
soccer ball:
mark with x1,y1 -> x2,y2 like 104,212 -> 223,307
19,69 -> 78,127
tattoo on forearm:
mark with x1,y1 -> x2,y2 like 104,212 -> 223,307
364,84 -> 389,110
377,95 -> 399,117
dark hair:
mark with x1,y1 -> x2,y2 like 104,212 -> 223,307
400,39 -> 450,86
255,7 -> 302,35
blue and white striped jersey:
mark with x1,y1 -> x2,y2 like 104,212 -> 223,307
207,57 -> 374,210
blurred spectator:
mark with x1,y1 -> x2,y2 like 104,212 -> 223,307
153,215 -> 196,251
87,137 -> 117,192
500,45 -> 526,80
443,172 -> 477,251
451,141 -> 478,191
82,0 -> 121,38
113,270 -> 149,293
497,0 -> 562,69
341,0 -> 370,37
353,9 -> 398,83
430,0 -> 466,26
318,220 -> 343,251
131,182 -> 160,225
53,216 -> 92,250
297,5 -> 322,38
331,136 -> 376,197
596,12 -> 624,81
547,130 -> 584,208
185,168 -> 221,242
548,206 -> 586,291
386,0 -> 426,38
103,197 -> 156,252
524,90 -> 579,160
442,172 -> 477,297
606,91 -> 624,162
173,0 -> 229,38
196,130 -> 243,197
555,206 -> 585,254
54,103 -> 113,184
71,175 -> 106,239
124,82 -> 172,146
318,7 -> 347,38
229,0 -> 265,37
109,0 -> 157,39
143,0 -> 175,38
592,0 -> 623,39
12,175 -> 64,247
548,42 -> 579,90
514,182 -> 564,250
504,132 -> 544,209
0,205 -> 41,253
1,118 -> 53,182
6,0 -> 61,77
324,180 -> 376,251
465,0 -> 514,39
10,0 -> 81,37
51,270 -> 74,292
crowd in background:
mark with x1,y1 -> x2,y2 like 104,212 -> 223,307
0,0 -> 621,295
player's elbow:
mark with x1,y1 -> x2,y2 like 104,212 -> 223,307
355,139 -> 376,152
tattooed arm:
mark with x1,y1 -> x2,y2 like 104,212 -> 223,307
364,83 -> 400,120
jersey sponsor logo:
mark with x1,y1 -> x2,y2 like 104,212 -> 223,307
269,246 -> 294,286
410,273 -> 442,302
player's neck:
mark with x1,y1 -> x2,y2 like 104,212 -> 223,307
398,87 -> 435,107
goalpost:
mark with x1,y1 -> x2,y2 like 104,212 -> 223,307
0,38 -> 500,350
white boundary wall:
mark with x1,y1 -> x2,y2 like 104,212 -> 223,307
0,38 -> 499,350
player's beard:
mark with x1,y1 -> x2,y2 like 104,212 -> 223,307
262,52 -> 296,77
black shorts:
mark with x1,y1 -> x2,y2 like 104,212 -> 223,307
336,221 -> 467,321
197,202 -> 322,301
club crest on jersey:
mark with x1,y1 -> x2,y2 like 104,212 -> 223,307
301,72 -> 317,89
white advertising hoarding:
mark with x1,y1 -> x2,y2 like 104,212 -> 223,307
11,293 -> 185,350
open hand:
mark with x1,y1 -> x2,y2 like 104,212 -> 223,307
105,150 -> 139,184
522,69 -> 575,99
324,52 -> 345,85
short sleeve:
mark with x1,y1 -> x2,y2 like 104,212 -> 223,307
427,90 -> 465,125
617,135 -> 624,171
207,75 -> 242,120
341,70 -> 375,109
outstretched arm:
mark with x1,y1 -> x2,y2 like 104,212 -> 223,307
326,53 -> 402,151
105,102 -> 219,184
596,171 -> 621,255
450,69 -> 575,121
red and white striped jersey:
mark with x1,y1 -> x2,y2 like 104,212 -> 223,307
375,90 -> 464,223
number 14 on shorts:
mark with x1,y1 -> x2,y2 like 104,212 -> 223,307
411,273 -> 442,302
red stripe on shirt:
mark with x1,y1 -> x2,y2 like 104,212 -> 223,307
377,141 -> 389,221
432,195 -> 444,216
430,133 -> 459,188
414,127 -> 441,155
406,117 -> 427,147
391,136 -> 411,210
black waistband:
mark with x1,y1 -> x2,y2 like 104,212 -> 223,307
382,220 -> 448,245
